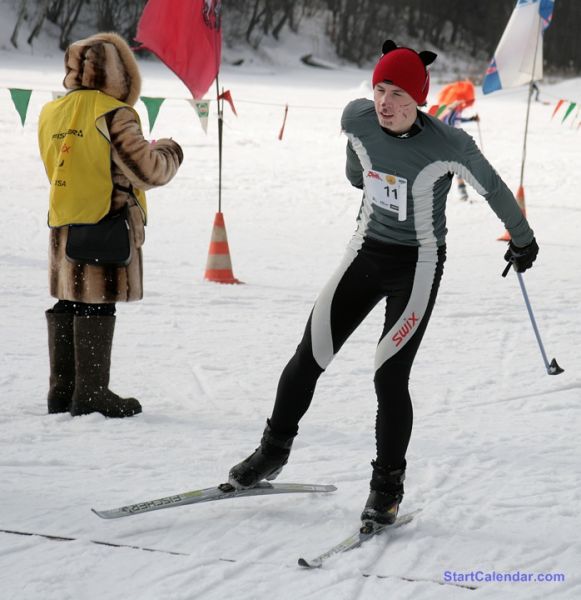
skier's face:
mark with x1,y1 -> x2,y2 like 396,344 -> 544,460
373,83 -> 417,134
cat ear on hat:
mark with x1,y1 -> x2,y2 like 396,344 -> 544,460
381,41 -> 437,66
419,50 -> 437,66
381,40 -> 398,55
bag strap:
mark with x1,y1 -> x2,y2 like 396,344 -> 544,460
114,183 -> 138,206
114,183 -> 146,226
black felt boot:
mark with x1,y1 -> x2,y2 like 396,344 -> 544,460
70,315 -> 141,418
228,420 -> 296,489
360,460 -> 406,526
46,310 -> 75,413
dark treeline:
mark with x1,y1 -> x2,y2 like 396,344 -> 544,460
227,0 -> 578,74
10,0 -> 148,49
9,0 -> 580,74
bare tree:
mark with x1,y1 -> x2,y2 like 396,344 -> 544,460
26,0 -> 52,45
10,0 -> 28,48
10,0 -> 57,47
223,0 -> 318,48
94,0 -> 148,42
41,0 -> 88,50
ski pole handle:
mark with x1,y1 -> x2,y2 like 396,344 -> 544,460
501,261 -> 512,277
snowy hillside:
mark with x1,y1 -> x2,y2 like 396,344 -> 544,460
1,3 -> 581,600
0,0 -> 488,81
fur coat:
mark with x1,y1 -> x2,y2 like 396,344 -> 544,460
46,32 -> 183,304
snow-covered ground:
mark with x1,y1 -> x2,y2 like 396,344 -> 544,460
1,14 -> 581,600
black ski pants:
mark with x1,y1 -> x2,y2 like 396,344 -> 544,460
270,238 -> 446,469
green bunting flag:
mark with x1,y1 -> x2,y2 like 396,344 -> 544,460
561,102 -> 577,124
9,88 -> 32,125
140,96 -> 165,133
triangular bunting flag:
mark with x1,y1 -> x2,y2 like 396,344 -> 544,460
435,104 -> 448,118
140,96 -> 165,133
561,102 -> 576,124
189,99 -> 210,134
551,99 -> 565,119
218,90 -> 237,116
9,88 -> 32,125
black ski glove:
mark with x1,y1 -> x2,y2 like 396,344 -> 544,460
503,237 -> 539,275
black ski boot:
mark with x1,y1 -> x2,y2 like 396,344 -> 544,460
360,460 -> 406,526
228,420 -> 296,489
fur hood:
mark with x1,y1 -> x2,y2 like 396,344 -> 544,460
63,32 -> 141,106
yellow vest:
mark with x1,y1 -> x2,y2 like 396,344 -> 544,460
38,90 -> 147,227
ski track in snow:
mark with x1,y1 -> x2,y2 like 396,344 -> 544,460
1,39 -> 581,600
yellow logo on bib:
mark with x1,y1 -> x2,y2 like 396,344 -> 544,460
385,175 -> 397,185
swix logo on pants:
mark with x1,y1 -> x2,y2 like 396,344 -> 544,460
392,312 -> 420,347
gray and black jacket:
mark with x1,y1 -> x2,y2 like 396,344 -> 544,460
341,98 -> 534,250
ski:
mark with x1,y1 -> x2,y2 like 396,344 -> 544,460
298,509 -> 420,569
92,482 -> 337,519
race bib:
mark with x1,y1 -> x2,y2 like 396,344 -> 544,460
364,169 -> 408,221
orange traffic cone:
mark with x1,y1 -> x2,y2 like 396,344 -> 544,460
204,212 -> 242,284
498,185 -> 526,242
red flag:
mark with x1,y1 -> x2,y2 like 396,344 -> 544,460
218,90 -> 237,116
136,0 -> 222,100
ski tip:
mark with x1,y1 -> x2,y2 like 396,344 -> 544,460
298,557 -> 321,569
91,508 -> 118,520
323,483 -> 337,492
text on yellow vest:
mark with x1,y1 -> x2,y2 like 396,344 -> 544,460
38,89 -> 147,227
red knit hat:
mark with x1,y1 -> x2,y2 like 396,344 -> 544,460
372,40 -> 437,106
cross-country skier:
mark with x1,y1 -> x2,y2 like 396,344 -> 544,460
434,80 -> 480,201
227,40 -> 539,527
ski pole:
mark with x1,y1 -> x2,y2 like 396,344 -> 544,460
503,267 -> 564,375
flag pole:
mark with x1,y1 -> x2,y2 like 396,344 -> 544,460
204,73 -> 240,284
498,15 -> 543,242
215,76 -> 223,214
516,18 -> 543,212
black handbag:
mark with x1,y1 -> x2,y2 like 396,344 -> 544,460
65,205 -> 131,267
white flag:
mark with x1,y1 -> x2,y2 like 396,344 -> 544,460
189,99 -> 210,134
483,0 -> 555,94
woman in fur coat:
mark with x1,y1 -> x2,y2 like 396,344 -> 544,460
38,32 -> 183,418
